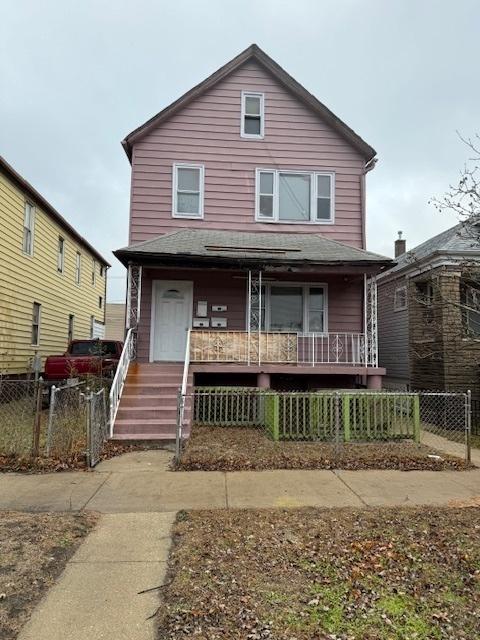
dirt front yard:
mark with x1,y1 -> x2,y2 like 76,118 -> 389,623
158,507 -> 480,640
178,425 -> 470,471
0,511 -> 96,639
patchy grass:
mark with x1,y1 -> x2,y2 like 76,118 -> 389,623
178,425 -> 471,471
158,507 -> 480,639
0,511 -> 97,639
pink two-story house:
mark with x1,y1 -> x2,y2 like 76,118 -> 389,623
111,44 -> 392,440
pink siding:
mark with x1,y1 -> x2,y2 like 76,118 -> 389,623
130,60 -> 365,247
138,268 -> 363,363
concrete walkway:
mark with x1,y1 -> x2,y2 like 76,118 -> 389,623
3,449 -> 480,640
1,449 -> 480,512
18,512 -> 174,640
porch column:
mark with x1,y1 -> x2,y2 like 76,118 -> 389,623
364,274 -> 378,367
257,372 -> 270,389
126,263 -> 142,360
247,270 -> 263,365
367,374 -> 382,390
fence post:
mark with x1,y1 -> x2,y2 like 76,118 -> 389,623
85,392 -> 92,469
342,394 -> 351,442
334,392 -> 341,454
32,378 -> 43,457
270,394 -> 280,442
466,390 -> 472,464
413,394 -> 420,443
46,385 -> 56,456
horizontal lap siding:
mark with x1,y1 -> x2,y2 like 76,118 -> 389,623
0,171 -> 107,375
130,60 -> 364,246
377,277 -> 410,384
138,268 -> 363,362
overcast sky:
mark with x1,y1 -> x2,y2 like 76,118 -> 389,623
1,0 -> 478,301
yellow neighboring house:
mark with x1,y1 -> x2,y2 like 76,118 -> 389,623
0,156 -> 110,377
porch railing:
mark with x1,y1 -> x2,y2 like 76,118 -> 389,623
109,328 -> 134,436
190,330 -> 373,366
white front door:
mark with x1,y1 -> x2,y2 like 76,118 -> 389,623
151,280 -> 193,361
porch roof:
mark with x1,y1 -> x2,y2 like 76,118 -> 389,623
115,229 -> 394,271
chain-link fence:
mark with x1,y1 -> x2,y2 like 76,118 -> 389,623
0,378 -> 109,467
177,387 -> 472,463
0,379 -> 41,456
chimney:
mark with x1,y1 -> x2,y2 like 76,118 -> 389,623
395,231 -> 406,257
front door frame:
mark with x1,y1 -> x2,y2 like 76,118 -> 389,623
149,279 -> 193,362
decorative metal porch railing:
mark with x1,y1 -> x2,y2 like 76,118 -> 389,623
189,330 -> 374,366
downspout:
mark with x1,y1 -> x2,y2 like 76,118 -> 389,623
361,157 -> 377,250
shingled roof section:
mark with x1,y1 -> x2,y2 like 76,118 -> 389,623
114,229 -> 393,269
385,222 -> 480,276
121,44 -> 376,163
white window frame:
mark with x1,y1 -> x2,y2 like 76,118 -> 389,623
22,201 -> 35,256
255,168 -> 335,224
31,302 -> 41,346
241,91 -> 265,139
246,282 -> 329,335
172,163 -> 204,219
57,236 -> 65,273
75,251 -> 81,285
394,285 -> 407,311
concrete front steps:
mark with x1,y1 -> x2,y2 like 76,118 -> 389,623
111,362 -> 193,441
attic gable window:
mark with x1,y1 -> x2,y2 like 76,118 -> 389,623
172,163 -> 204,219
241,92 -> 264,139
256,169 -> 334,223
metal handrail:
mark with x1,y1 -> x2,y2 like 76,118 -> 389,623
109,328 -> 133,437
175,329 -> 191,461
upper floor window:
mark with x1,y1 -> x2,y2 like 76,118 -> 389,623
394,286 -> 407,311
57,236 -> 65,273
75,251 -> 81,285
461,280 -> 480,336
241,92 -> 264,139
23,201 -> 35,255
99,295 -> 103,309
68,314 -> 74,343
172,163 -> 204,219
92,259 -> 96,286
255,169 -> 334,223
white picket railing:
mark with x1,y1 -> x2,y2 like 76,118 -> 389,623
189,330 -> 372,366
109,329 -> 134,436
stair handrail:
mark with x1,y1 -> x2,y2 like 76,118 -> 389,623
175,328 -> 191,461
109,328 -> 133,437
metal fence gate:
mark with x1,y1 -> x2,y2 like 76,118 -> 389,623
86,388 -> 108,467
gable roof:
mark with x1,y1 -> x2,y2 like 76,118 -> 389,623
114,228 -> 392,270
382,222 -> 480,278
121,44 -> 376,163
0,155 -> 110,266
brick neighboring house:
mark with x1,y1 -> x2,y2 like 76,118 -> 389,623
378,223 -> 480,396
111,44 -> 393,440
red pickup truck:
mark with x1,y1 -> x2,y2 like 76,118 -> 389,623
44,339 -> 124,384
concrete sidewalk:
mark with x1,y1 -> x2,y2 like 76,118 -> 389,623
1,450 -> 480,512
18,512 -> 174,640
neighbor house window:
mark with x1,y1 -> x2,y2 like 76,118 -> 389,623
172,164 -> 204,218
92,259 -> 96,285
23,201 -> 35,255
394,286 -> 407,311
75,252 -> 81,284
256,169 -> 334,223
57,237 -> 65,273
416,281 -> 434,325
461,281 -> 480,336
241,92 -> 264,138
31,302 -> 41,346
99,296 -> 103,309
90,315 -> 95,338
256,284 -> 327,333
68,314 -> 74,343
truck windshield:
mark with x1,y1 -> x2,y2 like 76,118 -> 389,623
70,341 -> 117,356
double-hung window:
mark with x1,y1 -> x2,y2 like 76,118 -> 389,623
31,302 -> 41,346
394,286 -> 407,311
256,169 -> 334,223
23,202 -> 35,255
241,92 -> 264,138
57,237 -> 65,273
75,252 -> 81,285
172,163 -> 204,218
